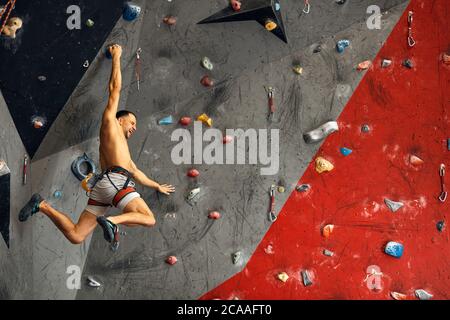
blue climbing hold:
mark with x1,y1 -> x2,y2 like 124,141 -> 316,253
447,138 -> 450,151
385,241 -> 404,258
158,115 -> 173,125
123,2 -> 141,21
105,47 -> 112,59
275,2 -> 281,11
53,190 -> 63,199
437,221 -> 445,232
340,147 -> 352,156
336,40 -> 350,53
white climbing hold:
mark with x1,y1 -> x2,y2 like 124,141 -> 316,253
384,198 -> 404,212
415,289 -> 433,300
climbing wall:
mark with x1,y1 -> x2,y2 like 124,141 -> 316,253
1,0 -> 448,300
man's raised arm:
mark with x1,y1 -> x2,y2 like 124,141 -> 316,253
103,44 -> 122,120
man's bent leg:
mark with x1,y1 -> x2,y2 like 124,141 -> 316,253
40,201 -> 98,244
108,197 -> 155,227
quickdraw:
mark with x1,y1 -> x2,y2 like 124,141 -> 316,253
135,47 -> 142,91
264,86 -> 275,121
407,11 -> 416,47
268,185 -> 277,222
0,0 -> 16,35
303,0 -> 310,14
439,164 -> 447,203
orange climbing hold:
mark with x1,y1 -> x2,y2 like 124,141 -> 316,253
322,224 -> 334,238
357,60 -> 372,70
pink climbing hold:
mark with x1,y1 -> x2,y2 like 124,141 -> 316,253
208,211 -> 221,219
223,135 -> 233,144
230,0 -> 241,11
187,168 -> 199,177
166,256 -> 177,265
357,60 -> 372,70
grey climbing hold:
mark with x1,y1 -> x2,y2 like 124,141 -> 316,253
313,45 -> 322,53
323,249 -> 334,257
232,251 -> 241,264
303,121 -> 339,144
382,59 -> 392,68
201,57 -> 213,70
361,124 -> 370,133
38,76 -> 47,81
301,270 -> 313,286
187,187 -> 201,201
336,0 -> 346,4
384,198 -> 404,212
296,184 -> 311,192
415,289 -> 433,300
87,276 -> 101,287
403,59 -> 414,69
437,221 -> 445,232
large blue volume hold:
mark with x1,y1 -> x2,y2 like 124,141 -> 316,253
123,2 -> 141,21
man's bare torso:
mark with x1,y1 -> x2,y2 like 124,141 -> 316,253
99,119 -> 132,172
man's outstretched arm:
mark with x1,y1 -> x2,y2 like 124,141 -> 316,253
103,44 -> 122,120
130,161 -> 175,195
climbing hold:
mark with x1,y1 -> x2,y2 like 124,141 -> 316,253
384,198 -> 404,212
443,53 -> 450,65
158,115 -> 173,125
83,60 -> 89,68
165,256 -> 178,265
105,47 -> 112,59
163,16 -> 177,26
301,270 -> 313,287
232,251 -> 241,264
336,40 -> 350,53
71,153 -> 96,181
223,135 -> 233,144
323,249 -> 334,257
187,169 -> 199,178
275,2 -> 281,11
336,0 -> 346,4
179,117 -> 192,126
384,241 -> 404,258
38,76 -> 47,82
277,186 -> 285,193
415,289 -> 433,300
315,157 -> 334,174
208,211 -> 221,220
382,59 -> 392,68
402,59 -> 414,69
187,187 -> 201,201
32,116 -> 45,129
123,2 -> 141,21
201,57 -> 213,71
361,124 -> 370,133
265,19 -> 277,31
1,17 -> 22,39
313,45 -> 322,53
409,155 -> 424,166
230,0 -> 241,12
436,221 -> 445,232
277,272 -> 289,283
322,224 -> 334,238
53,190 -> 63,199
200,75 -> 214,87
197,113 -> 212,127
357,60 -> 372,71
390,292 -> 407,300
293,65 -> 303,75
340,147 -> 352,156
296,184 -> 310,192
86,19 -> 94,27
447,138 -> 450,151
87,276 -> 101,287
303,121 -> 339,144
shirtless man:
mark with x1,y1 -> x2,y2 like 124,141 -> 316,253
18,44 -> 175,246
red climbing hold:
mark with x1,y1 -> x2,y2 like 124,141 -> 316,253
230,0 -> 242,11
166,256 -> 177,265
201,75 -> 214,87
179,117 -> 192,126
187,169 -> 199,178
208,211 -> 221,219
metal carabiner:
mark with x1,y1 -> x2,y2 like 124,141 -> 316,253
268,185 -> 277,222
303,0 -> 310,14
407,11 -> 416,47
439,164 -> 447,203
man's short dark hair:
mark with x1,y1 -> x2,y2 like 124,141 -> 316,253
116,110 -> 136,119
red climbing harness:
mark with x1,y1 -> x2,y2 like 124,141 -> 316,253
0,0 -> 17,35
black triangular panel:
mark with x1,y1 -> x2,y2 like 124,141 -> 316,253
0,0 -> 124,158
0,161 -> 10,248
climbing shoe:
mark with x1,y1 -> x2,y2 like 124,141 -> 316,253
19,193 -> 44,222
96,216 -> 119,243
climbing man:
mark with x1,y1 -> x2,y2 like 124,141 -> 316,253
18,44 -> 175,247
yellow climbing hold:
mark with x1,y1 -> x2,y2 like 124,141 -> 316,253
265,19 -> 277,31
315,157 -> 334,173
277,272 -> 289,283
197,113 -> 213,127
